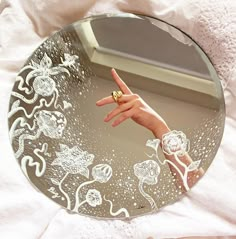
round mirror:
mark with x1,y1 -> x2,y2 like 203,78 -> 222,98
8,13 -> 225,219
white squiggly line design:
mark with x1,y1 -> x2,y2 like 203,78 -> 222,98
15,76 -> 33,94
21,156 -> 40,178
21,143 -> 49,178
15,130 -> 41,158
103,196 -> 130,217
8,92 -> 56,119
11,91 -> 38,104
19,65 -> 34,75
53,88 -> 63,111
9,117 -> 28,142
34,143 -> 48,175
9,118 -> 37,143
12,128 -> 25,139
58,172 -> 71,210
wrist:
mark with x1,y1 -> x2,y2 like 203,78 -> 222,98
151,119 -> 170,139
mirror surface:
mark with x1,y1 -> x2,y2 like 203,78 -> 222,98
8,13 -> 225,219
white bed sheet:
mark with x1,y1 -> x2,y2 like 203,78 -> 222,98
0,0 -> 236,238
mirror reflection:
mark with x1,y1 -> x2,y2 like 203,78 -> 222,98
8,13 -> 225,218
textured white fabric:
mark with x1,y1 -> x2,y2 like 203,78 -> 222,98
0,0 -> 236,238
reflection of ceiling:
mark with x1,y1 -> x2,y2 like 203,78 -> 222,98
91,17 -> 211,78
74,18 -> 219,109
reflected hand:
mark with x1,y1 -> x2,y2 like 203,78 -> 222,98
96,69 -> 204,189
96,69 -> 170,139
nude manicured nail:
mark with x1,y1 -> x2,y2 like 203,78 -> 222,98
104,116 -> 109,122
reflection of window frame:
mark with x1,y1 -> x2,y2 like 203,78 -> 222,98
74,20 -> 220,109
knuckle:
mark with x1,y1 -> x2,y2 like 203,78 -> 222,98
122,112 -> 129,118
119,104 -> 125,111
133,93 -> 139,99
134,98 -> 142,106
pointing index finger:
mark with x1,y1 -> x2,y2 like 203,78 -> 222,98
111,68 -> 132,94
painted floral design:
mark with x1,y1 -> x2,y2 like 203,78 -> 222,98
85,189 -> 102,207
6,15 -> 214,219
92,164 -> 112,183
9,53 -> 71,117
134,160 -> 160,185
14,110 -> 67,159
33,76 -> 56,96
134,160 -> 160,210
73,163 -> 112,211
22,53 -> 70,85
162,130 -> 190,156
50,143 -> 94,210
52,144 -> 94,177
35,110 -> 67,139
10,75 -> 57,106
75,189 -> 102,210
145,130 -> 198,191
60,53 -> 79,68
146,138 -> 160,152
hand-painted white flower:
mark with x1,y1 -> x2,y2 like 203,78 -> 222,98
162,130 -> 190,156
52,144 -> 94,177
146,139 -> 160,152
33,76 -> 56,96
60,53 -> 79,68
34,110 -> 67,138
134,160 -> 160,210
134,160 -> 160,185
92,164 -> 112,183
73,164 -> 112,211
85,189 -> 102,207
22,53 -> 70,85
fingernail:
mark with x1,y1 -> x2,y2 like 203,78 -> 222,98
104,116 -> 108,122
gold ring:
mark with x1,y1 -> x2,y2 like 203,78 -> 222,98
111,90 -> 123,102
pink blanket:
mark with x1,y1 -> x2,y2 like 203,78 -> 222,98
0,0 -> 236,238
